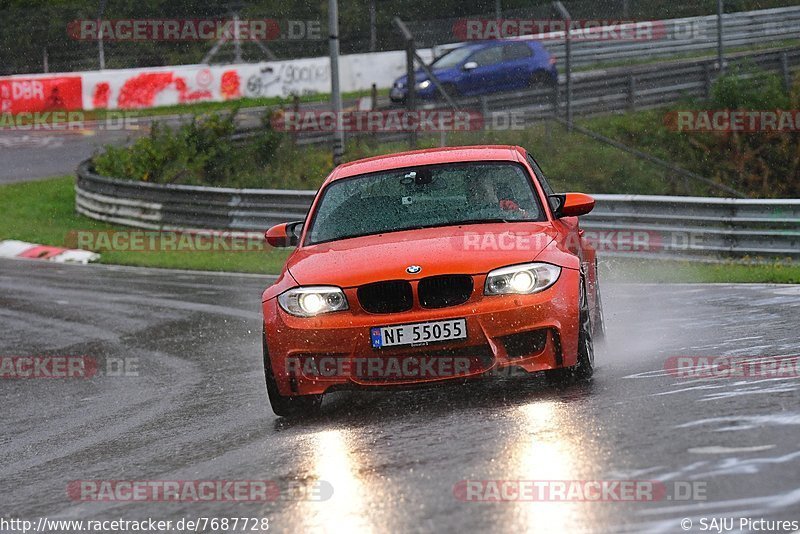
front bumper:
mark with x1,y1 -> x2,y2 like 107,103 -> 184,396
263,269 -> 580,396
389,85 -> 437,103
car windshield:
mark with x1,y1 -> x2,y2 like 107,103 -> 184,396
305,162 -> 544,245
430,46 -> 475,69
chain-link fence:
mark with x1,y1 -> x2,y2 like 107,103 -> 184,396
2,0 -> 798,76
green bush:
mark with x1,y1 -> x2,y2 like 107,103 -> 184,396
710,68 -> 789,109
94,110 -> 239,185
585,69 -> 799,198
92,67 -> 798,197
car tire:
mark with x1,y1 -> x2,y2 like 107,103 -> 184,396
529,70 -> 556,89
593,269 -> 607,344
437,83 -> 459,101
545,277 -> 594,384
263,331 -> 322,417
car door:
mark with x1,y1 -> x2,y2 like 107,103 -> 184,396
460,45 -> 505,96
501,43 -> 535,91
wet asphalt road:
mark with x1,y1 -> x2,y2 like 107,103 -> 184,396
1,258 -> 799,533
0,130 -> 133,184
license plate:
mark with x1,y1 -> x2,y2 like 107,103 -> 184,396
370,319 -> 467,349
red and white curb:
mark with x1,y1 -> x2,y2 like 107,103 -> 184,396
0,240 -> 100,264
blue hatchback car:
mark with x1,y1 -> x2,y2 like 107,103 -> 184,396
390,40 -> 557,103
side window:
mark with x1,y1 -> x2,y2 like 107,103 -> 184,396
527,154 -> 555,196
470,46 -> 503,67
503,43 -> 533,61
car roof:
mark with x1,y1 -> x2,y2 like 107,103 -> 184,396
328,145 -> 528,182
471,39 -> 543,48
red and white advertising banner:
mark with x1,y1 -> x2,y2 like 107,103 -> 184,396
0,49 -> 428,112
0,76 -> 83,113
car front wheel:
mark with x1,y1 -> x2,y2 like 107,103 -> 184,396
529,70 -> 556,89
436,82 -> 460,101
263,331 -> 322,417
545,277 -> 594,384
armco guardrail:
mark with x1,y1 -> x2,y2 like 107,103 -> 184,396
76,161 -> 800,261
75,161 -> 316,232
425,6 -> 800,69
245,46 -> 800,148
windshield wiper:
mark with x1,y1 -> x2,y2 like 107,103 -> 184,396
451,218 -> 514,225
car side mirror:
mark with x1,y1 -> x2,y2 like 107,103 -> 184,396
462,61 -> 478,71
265,221 -> 304,248
550,193 -> 595,218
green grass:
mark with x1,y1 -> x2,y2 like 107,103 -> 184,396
576,40 -> 800,72
601,257 -> 800,284
5,88 -> 387,123
1,175 -> 798,282
247,122 -> 712,194
0,176 -> 290,274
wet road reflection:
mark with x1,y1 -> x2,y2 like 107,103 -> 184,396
296,428 -> 371,533
272,378 -> 605,533
509,400 -> 583,531
4,262 -> 799,533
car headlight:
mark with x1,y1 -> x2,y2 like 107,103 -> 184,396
278,286 -> 349,317
484,263 -> 561,296
415,80 -> 431,90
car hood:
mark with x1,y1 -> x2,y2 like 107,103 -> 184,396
287,223 -> 556,288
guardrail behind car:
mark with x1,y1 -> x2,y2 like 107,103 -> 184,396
231,45 -> 800,148
424,6 -> 800,69
75,160 -> 800,261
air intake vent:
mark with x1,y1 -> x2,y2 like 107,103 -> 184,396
418,275 -> 474,309
357,280 -> 413,314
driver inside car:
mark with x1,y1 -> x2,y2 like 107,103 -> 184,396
465,179 -> 528,218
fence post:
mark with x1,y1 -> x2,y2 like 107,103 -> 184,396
626,75 -> 636,111
405,39 -> 417,149
781,51 -> 791,93
480,96 -> 489,131
291,95 -> 300,145
371,83 -> 378,110
703,62 -> 713,99
553,2 -> 572,131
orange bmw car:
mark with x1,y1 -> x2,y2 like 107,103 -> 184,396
262,145 -> 604,416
